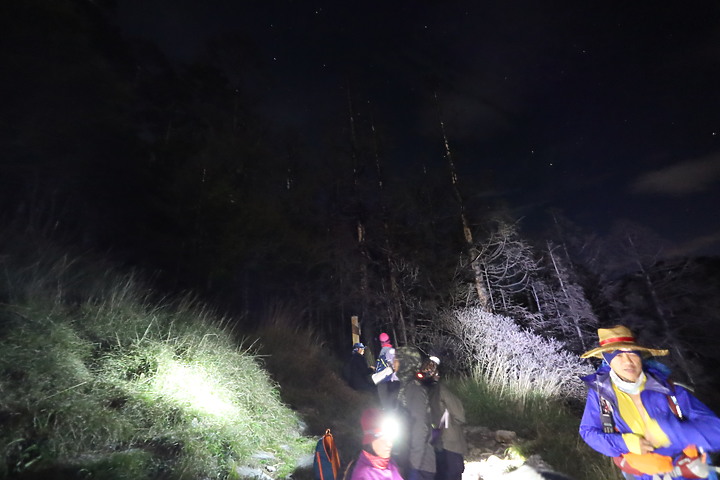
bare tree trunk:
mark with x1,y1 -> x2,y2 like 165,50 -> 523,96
483,263 -> 495,310
435,92 -> 491,311
531,284 -> 542,316
370,117 -> 409,345
550,211 -> 573,267
547,242 -> 587,351
347,90 -> 371,321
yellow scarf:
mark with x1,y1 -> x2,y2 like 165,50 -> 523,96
612,380 -> 675,474
613,379 -> 670,450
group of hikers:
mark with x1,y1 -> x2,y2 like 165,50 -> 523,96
342,333 -> 467,480
340,326 -> 720,480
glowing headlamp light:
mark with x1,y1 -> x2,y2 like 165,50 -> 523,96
378,415 -> 401,442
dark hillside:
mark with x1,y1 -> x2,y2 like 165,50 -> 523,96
251,324 -> 375,467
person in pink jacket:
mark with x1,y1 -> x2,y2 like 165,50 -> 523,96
348,408 -> 405,480
374,333 -> 400,409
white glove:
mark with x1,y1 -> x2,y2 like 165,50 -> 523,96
371,367 -> 393,385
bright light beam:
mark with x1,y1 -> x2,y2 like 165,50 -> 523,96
152,359 -> 238,418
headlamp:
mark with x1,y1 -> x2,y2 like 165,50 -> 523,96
378,415 -> 401,442
416,358 -> 440,384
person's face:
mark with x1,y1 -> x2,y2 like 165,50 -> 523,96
609,349 -> 643,382
371,435 -> 393,458
419,360 -> 440,383
357,348 -> 365,355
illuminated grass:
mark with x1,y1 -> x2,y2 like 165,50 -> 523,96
0,247 -> 314,479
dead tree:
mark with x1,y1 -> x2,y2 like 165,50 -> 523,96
435,92 -> 491,311
537,241 -> 598,352
474,219 -> 537,316
346,89 -> 371,323
369,114 -> 409,345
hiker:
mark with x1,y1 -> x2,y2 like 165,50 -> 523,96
395,347 -> 436,480
424,355 -> 467,480
375,332 -> 401,409
347,408 -> 404,480
578,325 -> 720,480
345,342 -> 376,392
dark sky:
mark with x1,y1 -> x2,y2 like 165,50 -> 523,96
115,1 -> 720,257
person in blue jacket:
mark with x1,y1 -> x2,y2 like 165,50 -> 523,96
579,325 -> 720,480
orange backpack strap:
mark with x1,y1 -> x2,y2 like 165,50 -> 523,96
323,429 -> 341,480
314,428 -> 341,480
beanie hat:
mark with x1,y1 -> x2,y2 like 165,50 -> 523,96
361,408 -> 383,444
353,342 -> 365,351
378,332 -> 390,343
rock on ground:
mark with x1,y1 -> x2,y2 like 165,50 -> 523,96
462,425 -> 574,480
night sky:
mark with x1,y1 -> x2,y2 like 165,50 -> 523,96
116,1 -> 720,256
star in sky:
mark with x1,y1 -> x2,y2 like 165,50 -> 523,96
114,0 -> 720,255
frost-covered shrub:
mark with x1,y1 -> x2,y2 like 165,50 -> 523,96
447,307 -> 591,400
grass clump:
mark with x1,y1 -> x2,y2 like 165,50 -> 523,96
0,246 -> 314,479
456,376 -> 621,480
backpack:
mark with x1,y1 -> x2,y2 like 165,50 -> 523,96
375,355 -> 390,374
313,429 -> 341,480
374,348 -> 394,384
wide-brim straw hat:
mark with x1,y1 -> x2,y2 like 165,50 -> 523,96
581,325 -> 669,359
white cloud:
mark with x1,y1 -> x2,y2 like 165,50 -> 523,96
666,230 -> 720,257
630,153 -> 720,195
